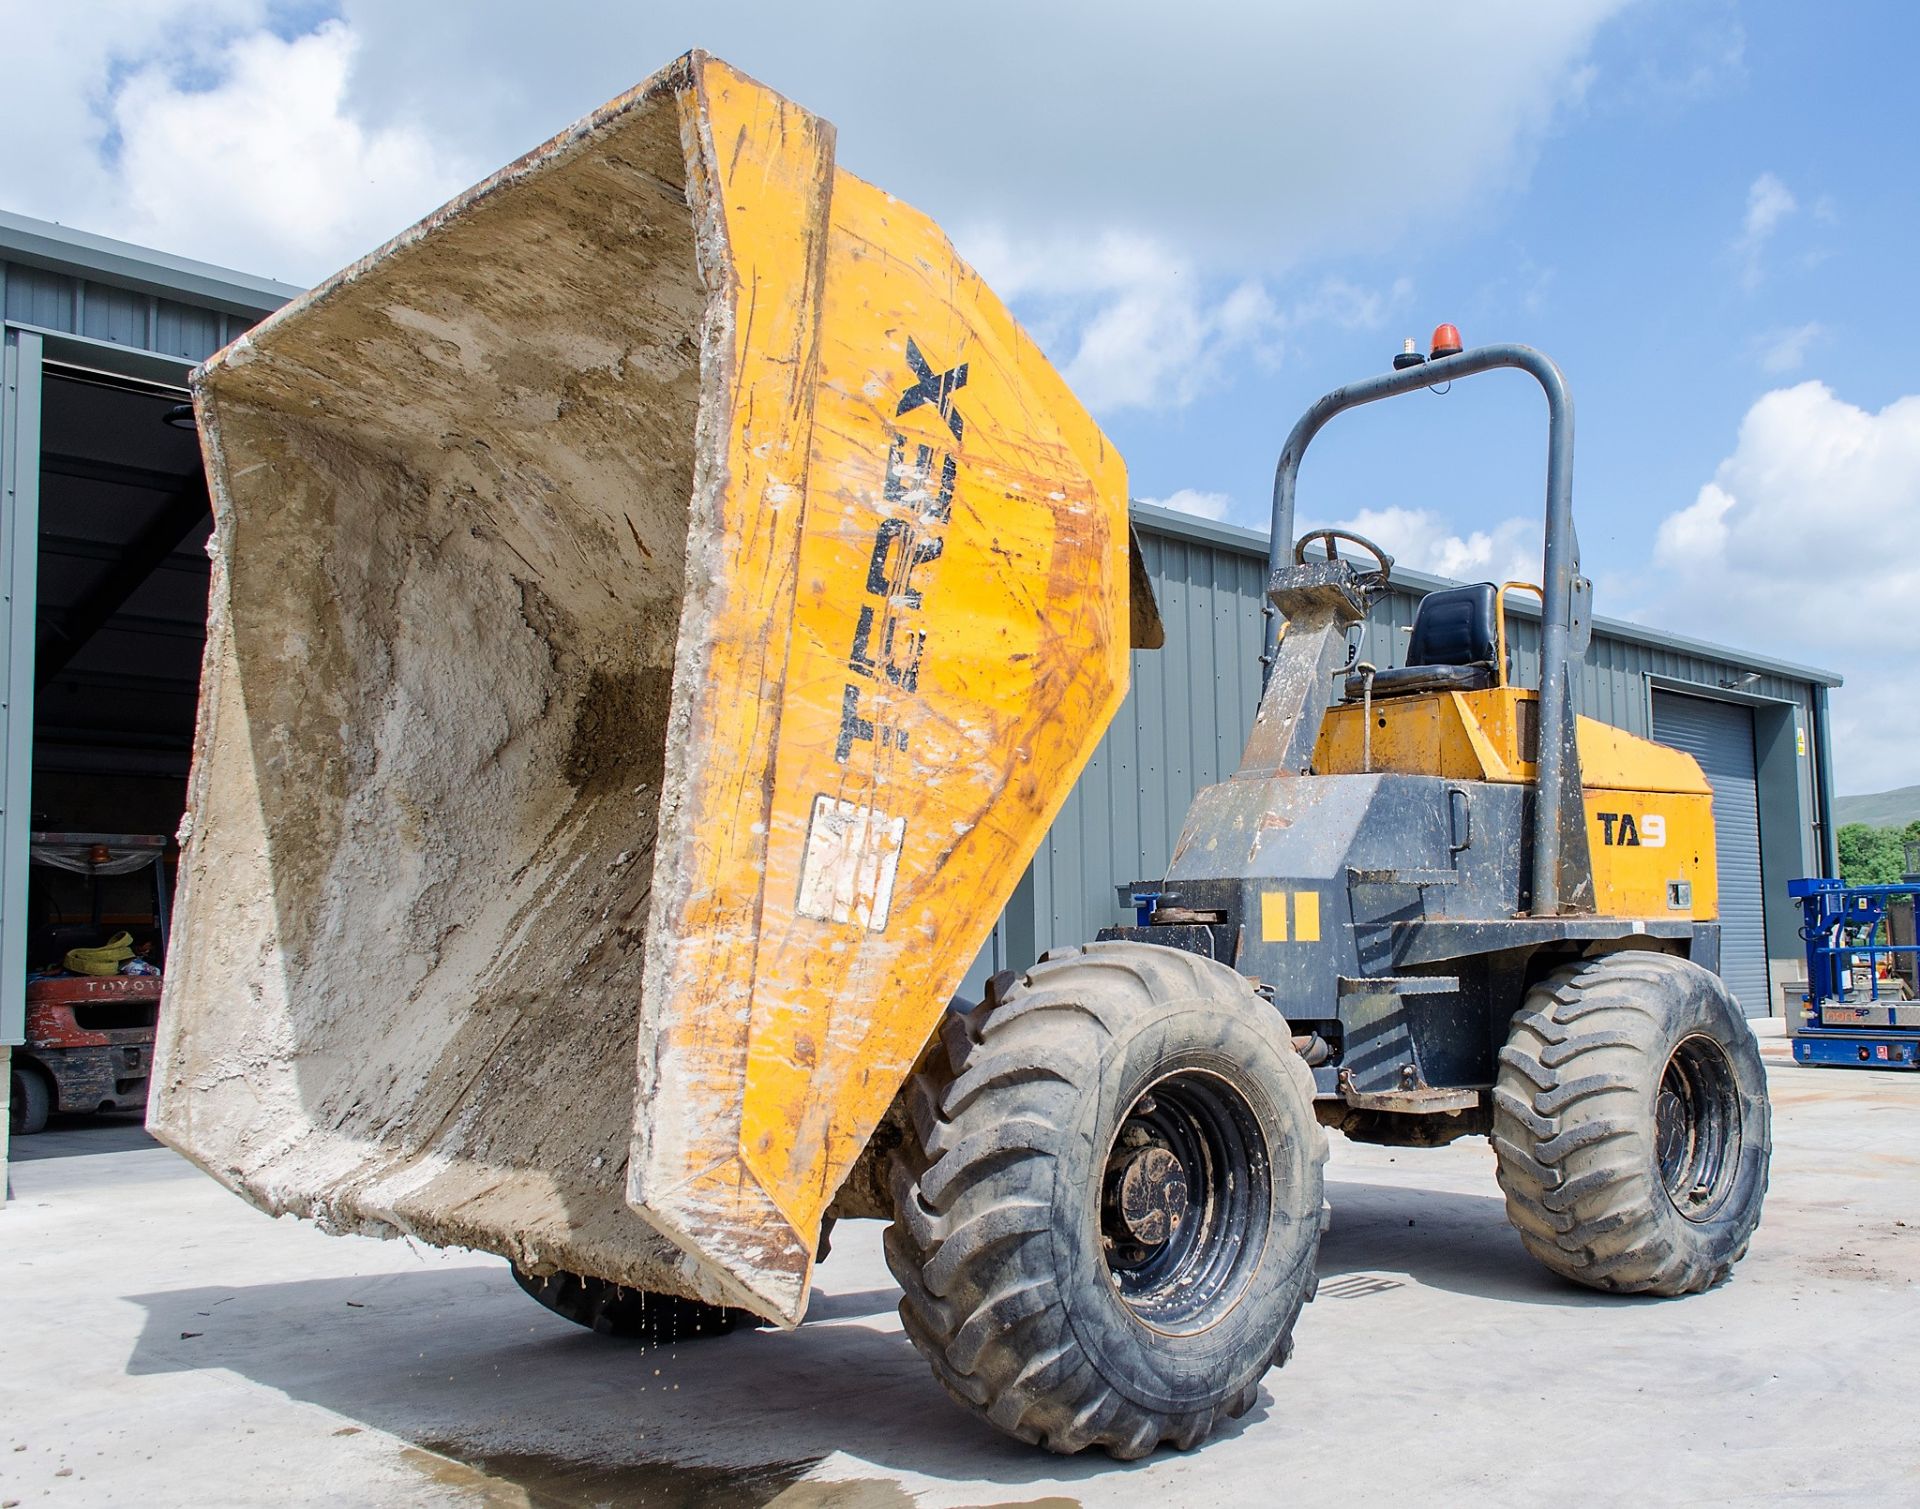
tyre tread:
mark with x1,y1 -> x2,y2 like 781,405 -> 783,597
1490,951 -> 1770,1297
887,941 -> 1324,1457
509,1265 -> 743,1343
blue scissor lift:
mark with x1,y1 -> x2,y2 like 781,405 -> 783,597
1788,870 -> 1920,1070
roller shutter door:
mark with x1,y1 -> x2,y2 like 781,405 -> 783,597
1653,692 -> 1767,1016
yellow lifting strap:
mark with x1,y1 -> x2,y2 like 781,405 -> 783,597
66,931 -> 135,977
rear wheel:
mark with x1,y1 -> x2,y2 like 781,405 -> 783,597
1492,951 -> 1770,1295
10,1062 -> 52,1136
886,942 -> 1325,1458
509,1265 -> 745,1343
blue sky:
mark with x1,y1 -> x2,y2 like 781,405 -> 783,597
1122,2 -> 1914,573
6,1 -> 1916,791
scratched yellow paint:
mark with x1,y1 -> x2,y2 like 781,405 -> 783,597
1582,792 -> 1719,918
1317,686 -> 1711,797
1313,684 -> 1718,923
629,56 -> 1131,1322
1316,685 -> 1535,782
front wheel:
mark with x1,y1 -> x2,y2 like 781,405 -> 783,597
886,942 -> 1326,1459
10,1062 -> 52,1136
1492,951 -> 1770,1296
509,1264 -> 746,1343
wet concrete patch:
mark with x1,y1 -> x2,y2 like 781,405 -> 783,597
408,1437 -> 1089,1507
409,1442 -> 817,1507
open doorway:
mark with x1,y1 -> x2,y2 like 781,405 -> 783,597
34,365 -> 208,822
11,364 -> 208,1135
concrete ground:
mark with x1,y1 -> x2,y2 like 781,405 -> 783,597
3,1056 -> 1917,1508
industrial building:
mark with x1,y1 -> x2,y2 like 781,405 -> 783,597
0,208 -> 1841,1075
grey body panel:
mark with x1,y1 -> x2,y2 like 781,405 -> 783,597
1117,771 -> 1707,1102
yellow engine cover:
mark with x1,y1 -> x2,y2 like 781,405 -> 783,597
1315,686 -> 1719,919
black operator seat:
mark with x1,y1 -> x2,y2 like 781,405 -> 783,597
1345,582 -> 1499,699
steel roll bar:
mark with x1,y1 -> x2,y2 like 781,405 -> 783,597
1266,343 -> 1579,915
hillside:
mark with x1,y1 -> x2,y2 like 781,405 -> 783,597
1836,785 -> 1920,829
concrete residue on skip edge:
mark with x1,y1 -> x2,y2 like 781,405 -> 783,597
147,70 -> 724,1304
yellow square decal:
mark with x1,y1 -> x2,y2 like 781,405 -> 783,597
1261,891 -> 1288,942
1294,890 -> 1321,943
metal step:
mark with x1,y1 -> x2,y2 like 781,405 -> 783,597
1340,1084 -> 1482,1114
1337,974 -> 1460,997
1347,866 -> 1459,887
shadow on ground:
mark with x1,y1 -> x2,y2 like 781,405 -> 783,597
117,1177 -> 1623,1504
9,1115 -> 158,1161
123,1253 -> 1259,1506
1319,1177 -> 1625,1309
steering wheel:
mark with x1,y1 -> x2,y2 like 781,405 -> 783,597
1292,528 -> 1394,586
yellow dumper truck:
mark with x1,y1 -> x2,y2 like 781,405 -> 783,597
152,52 -> 1769,1458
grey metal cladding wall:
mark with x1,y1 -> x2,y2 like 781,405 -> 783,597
1022,510 -> 1826,958
81,281 -> 147,346
3,264 -> 70,330
1,259 -> 244,363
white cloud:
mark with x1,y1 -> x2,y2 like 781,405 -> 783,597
1735,171 -> 1797,290
330,1 -> 1628,271
1610,4 -> 1747,110
1755,321 -> 1825,375
1140,489 -> 1233,522
1743,172 -> 1797,243
963,229 -> 1411,414
0,1 -> 260,218
1632,382 -> 1920,793
1288,276 -> 1417,331
108,23 -> 477,281
0,0 -> 1625,385
0,8 -> 475,283
1652,482 -> 1735,561
1325,505 -> 1543,589
991,233 -> 1286,413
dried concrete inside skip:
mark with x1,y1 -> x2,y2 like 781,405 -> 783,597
4,1053 -> 1917,1508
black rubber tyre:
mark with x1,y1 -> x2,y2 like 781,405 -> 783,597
1492,951 -> 1770,1296
10,1062 -> 52,1136
510,1265 -> 745,1343
886,941 -> 1326,1459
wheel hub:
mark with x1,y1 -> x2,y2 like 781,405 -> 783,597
1113,1143 -> 1189,1245
1097,1071 -> 1272,1335
1656,1033 -> 1742,1221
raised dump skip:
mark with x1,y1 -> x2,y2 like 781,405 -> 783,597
150,52 -> 1135,1325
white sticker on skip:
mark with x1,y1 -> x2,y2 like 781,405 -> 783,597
796,796 -> 907,932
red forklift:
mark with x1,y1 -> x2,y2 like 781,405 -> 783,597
10,833 -> 169,1136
